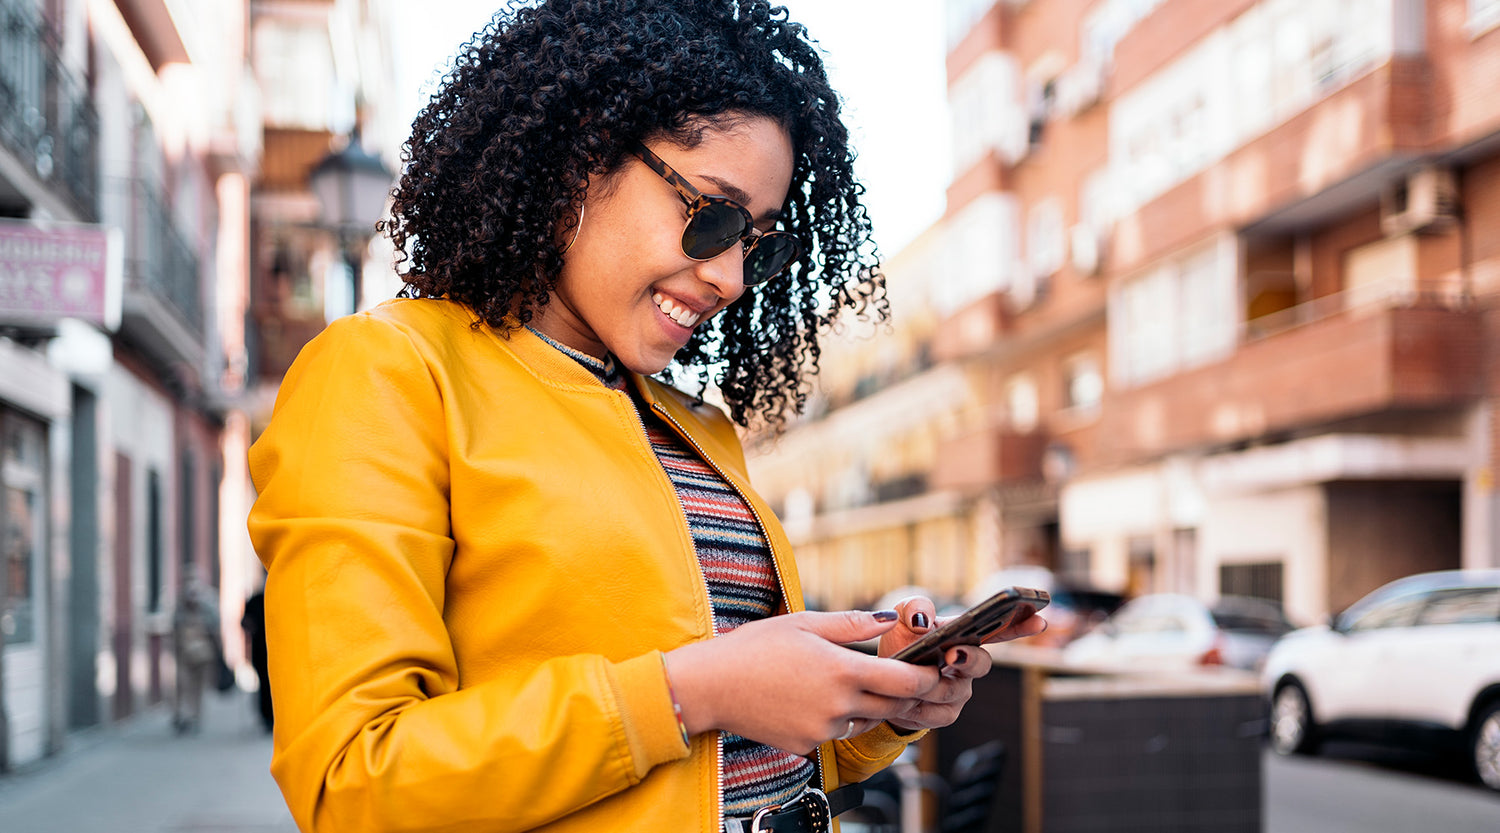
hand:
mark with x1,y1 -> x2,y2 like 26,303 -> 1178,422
874,596 -> 1048,733
664,610 -> 944,754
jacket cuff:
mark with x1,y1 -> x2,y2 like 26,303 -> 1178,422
608,651 -> 692,780
833,720 -> 927,783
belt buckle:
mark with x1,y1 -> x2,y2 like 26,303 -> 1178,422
748,802 -> 783,833
749,788 -> 831,833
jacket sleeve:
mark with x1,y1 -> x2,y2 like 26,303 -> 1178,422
247,314 -> 689,833
828,723 -> 927,785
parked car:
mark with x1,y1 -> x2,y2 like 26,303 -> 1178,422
962,567 -> 1123,649
1062,593 -> 1295,671
1261,569 -> 1500,791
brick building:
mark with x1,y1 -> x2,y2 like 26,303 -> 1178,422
0,0 -> 257,769
749,0 -> 1500,624
0,0 -> 396,773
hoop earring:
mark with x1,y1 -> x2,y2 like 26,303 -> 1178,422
561,204 -> 585,254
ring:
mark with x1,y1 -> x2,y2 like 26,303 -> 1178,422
836,719 -> 856,740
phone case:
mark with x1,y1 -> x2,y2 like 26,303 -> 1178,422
891,586 -> 1050,665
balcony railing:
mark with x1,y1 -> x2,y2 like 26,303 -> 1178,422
1244,279 -> 1472,342
0,0 -> 99,219
115,177 -> 203,340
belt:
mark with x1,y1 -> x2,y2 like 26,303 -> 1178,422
724,784 -> 864,833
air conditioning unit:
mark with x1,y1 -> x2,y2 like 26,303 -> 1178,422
1381,166 -> 1459,236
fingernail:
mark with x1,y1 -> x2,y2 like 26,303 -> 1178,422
873,609 -> 899,622
953,648 -> 970,665
912,612 -> 930,630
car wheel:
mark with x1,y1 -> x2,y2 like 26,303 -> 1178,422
1270,681 -> 1317,756
1473,701 -> 1500,791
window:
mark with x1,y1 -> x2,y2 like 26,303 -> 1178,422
1026,197 -> 1066,285
1109,238 -> 1236,388
2,409 -> 46,646
1346,593 -> 1427,631
937,193 -> 1021,314
1109,0 -> 1395,217
1005,375 -> 1039,433
949,53 -> 1026,172
1416,587 -> 1500,626
1220,561 -> 1285,606
1062,353 -> 1103,413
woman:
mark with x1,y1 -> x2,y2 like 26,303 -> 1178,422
247,2 -> 1044,831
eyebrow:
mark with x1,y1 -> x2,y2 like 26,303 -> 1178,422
700,175 -> 784,223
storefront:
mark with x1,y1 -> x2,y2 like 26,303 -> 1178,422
0,218 -> 118,768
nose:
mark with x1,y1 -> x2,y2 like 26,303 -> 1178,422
692,245 -> 747,304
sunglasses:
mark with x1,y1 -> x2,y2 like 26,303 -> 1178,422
631,142 -> 801,286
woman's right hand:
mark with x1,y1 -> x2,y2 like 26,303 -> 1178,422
662,610 -> 943,754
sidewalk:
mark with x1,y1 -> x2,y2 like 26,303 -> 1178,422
0,688 -> 297,833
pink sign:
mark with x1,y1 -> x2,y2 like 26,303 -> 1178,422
0,218 -> 121,330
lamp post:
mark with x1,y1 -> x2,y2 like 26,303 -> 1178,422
309,130 -> 393,318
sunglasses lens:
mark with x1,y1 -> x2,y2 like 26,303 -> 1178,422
743,235 -> 798,285
681,204 -> 748,260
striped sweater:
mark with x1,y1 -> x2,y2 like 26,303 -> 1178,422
533,331 -> 815,818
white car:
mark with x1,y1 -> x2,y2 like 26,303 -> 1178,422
1062,593 -> 1293,672
1262,569 -> 1500,791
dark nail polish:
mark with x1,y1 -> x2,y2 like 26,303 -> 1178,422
873,609 -> 899,622
912,612 -> 930,630
953,648 -> 969,665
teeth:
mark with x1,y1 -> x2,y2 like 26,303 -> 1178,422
653,292 -> 701,328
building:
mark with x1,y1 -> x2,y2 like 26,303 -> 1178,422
0,0 -> 258,769
246,0 -> 403,416
749,0 -> 1500,626
0,0 -> 397,773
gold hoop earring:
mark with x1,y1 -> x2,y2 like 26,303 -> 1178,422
561,204 -> 585,254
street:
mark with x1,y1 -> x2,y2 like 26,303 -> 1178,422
2,695 -> 1499,833
0,691 -> 294,833
1264,741 -> 1500,833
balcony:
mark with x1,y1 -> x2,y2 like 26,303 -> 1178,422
1098,288 -> 1482,464
0,0 -> 99,220
931,425 -> 1049,492
114,178 -> 204,369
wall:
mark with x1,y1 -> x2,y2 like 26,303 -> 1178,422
1325,480 -> 1463,612
1200,485 -> 1326,624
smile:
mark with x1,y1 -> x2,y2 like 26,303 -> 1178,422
653,292 -> 703,329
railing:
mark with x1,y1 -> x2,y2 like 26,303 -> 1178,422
0,0 -> 99,219
114,177 -> 204,338
1243,279 -> 1472,342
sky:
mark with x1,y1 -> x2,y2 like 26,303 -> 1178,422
389,1 -> 951,256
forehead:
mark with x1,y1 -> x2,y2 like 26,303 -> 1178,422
650,118 -> 795,219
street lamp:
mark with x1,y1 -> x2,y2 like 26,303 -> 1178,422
308,130 -> 393,317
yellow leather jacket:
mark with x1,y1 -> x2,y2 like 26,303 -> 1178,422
248,299 -> 916,833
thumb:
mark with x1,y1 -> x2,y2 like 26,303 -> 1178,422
798,609 -> 901,645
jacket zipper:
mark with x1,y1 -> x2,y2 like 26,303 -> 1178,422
648,401 -> 829,797
614,390 -> 726,826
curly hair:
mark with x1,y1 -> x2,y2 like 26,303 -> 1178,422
380,0 -> 886,428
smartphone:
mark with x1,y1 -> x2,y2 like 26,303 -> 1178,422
891,586 -> 1050,665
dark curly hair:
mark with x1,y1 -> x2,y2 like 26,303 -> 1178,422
381,1 -> 882,429
380,0 -> 886,428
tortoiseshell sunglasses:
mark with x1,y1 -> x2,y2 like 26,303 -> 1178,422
631,142 -> 801,286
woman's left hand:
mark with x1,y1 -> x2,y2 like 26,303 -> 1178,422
870,596 -> 1047,733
